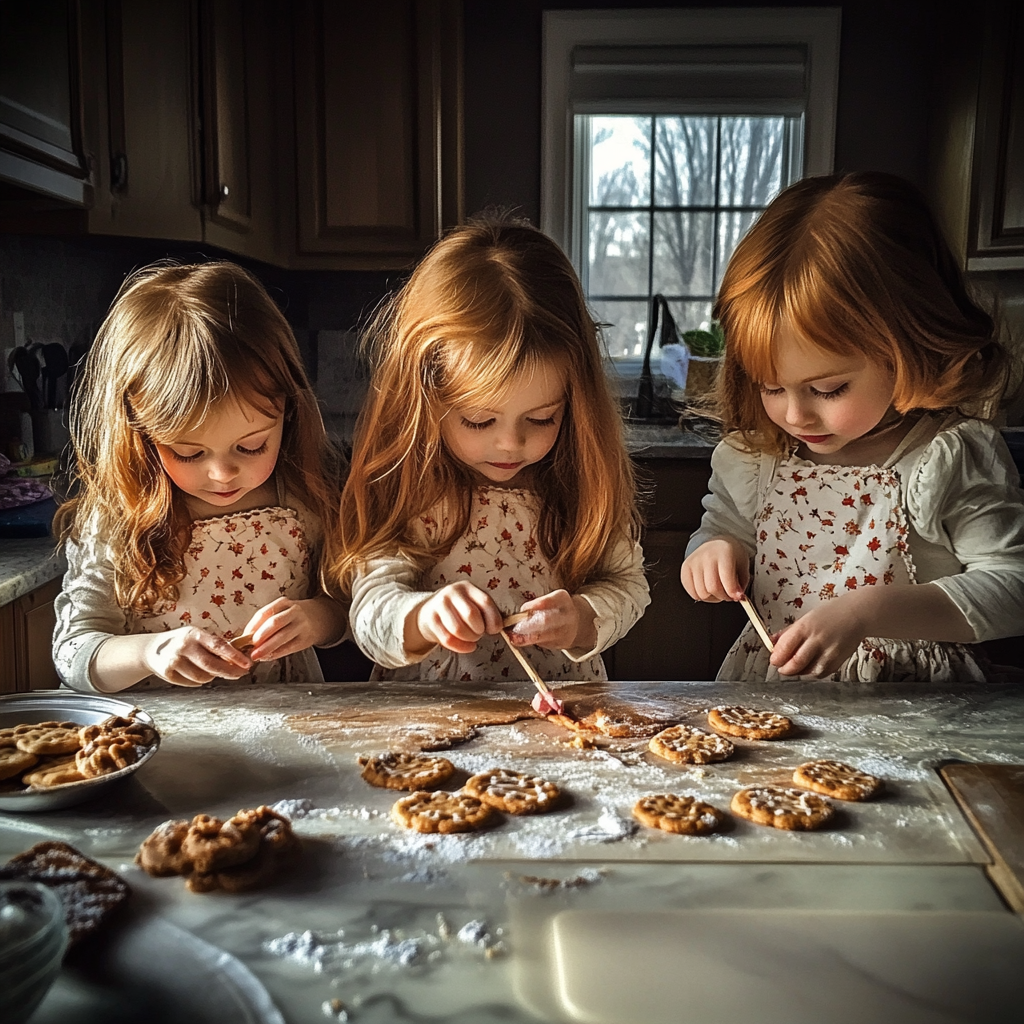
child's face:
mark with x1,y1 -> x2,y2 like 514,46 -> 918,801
440,360 -> 566,484
759,322 -> 895,455
153,395 -> 284,513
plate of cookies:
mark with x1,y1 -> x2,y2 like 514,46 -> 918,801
0,693 -> 159,812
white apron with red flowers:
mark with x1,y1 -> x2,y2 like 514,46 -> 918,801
718,457 -> 986,683
375,486 -> 607,683
133,505 -> 320,686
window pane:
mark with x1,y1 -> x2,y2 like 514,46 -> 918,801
588,211 -> 650,296
591,299 -> 651,358
716,209 -> 761,287
653,117 -> 717,207
652,211 -> 714,296
718,117 -> 786,206
590,116 -> 651,206
667,299 -> 715,336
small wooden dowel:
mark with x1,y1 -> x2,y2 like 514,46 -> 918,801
738,595 -> 775,652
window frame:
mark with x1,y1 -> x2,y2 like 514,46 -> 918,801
542,8 -> 842,306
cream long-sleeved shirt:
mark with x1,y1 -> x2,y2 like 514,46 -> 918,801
686,415 -> 1024,644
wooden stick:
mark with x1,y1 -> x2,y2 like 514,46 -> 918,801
502,612 -> 528,627
738,595 -> 775,652
229,632 -> 257,652
500,629 -> 556,698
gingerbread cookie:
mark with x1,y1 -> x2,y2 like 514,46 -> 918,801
358,751 -> 455,791
632,794 -> 724,835
582,708 -> 664,739
136,819 -> 192,877
190,808 -> 300,894
391,790 -> 497,834
649,724 -> 735,765
76,734 -> 142,778
708,706 -> 793,740
464,768 -> 560,815
0,745 -> 38,780
180,812 -> 261,873
22,756 -> 86,788
793,760 -> 882,801
731,786 -> 834,830
80,714 -> 156,749
12,721 -> 82,756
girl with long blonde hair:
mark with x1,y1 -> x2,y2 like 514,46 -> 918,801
54,261 -> 346,691
333,219 -> 649,683
681,172 -> 1024,682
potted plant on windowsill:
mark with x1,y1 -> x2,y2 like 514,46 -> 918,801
682,321 -> 725,400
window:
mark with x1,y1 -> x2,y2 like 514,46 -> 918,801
542,9 -> 841,366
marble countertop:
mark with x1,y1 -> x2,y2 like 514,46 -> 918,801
5,678 -> 1024,1023
0,535 -> 65,605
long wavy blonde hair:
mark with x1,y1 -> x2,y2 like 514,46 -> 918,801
332,219 -> 640,596
55,261 -> 340,614
715,172 -> 1008,454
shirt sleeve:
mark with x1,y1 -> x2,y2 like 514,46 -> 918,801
906,419 -> 1024,642
684,439 -> 761,560
567,533 -> 651,662
348,553 -> 435,669
51,527 -> 129,693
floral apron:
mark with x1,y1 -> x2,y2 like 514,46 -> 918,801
375,486 -> 606,683
133,504 -> 319,686
718,436 -> 986,683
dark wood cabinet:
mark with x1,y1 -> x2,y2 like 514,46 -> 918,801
0,577 -> 62,693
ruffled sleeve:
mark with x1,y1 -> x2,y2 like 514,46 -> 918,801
904,419 -> 1024,642
685,438 -> 761,559
51,524 -> 129,693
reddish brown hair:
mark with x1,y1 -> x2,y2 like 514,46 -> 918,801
715,172 -> 1007,453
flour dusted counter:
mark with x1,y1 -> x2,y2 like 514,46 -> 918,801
3,678 -> 1023,1023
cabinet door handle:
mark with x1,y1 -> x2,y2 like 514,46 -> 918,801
219,183 -> 230,200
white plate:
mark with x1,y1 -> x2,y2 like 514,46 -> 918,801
0,692 -> 159,812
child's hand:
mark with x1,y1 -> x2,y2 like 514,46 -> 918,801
242,596 -> 346,662
409,582 -> 504,655
509,590 -> 597,652
144,627 -> 252,687
680,536 -> 751,603
769,599 -> 869,677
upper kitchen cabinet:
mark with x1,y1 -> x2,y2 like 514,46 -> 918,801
930,1 -> 1024,270
0,0 -> 91,207
290,0 -> 463,269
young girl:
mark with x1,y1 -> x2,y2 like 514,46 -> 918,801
332,219 -> 649,682
681,172 -> 1024,683
53,262 -> 347,692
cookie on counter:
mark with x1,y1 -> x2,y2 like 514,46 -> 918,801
793,759 -> 882,801
358,751 -> 456,791
632,794 -> 724,835
649,724 -> 735,764
464,767 -> 560,815
391,790 -> 497,834
731,785 -> 833,830
708,706 -> 794,740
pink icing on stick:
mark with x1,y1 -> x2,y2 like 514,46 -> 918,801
532,691 -> 564,715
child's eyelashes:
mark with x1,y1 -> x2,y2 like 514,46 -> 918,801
239,440 -> 270,455
460,417 -> 494,430
758,383 -> 849,399
167,440 -> 270,462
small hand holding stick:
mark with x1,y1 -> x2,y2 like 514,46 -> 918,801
501,612 -> 566,716
738,595 -> 775,652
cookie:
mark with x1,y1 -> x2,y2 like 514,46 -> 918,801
13,721 -> 82,755
22,755 -> 87,788
632,794 -> 724,835
191,807 -> 301,894
0,745 -> 38,780
708,706 -> 793,740
731,785 -> 834,830
391,790 -> 497,834
464,768 -> 560,815
793,759 -> 882,801
358,751 -> 455,791
649,724 -> 735,765
0,841 -> 130,944
80,714 -> 157,749
580,707 -> 664,738
76,734 -> 141,778
180,812 -> 261,873
136,819 -> 193,877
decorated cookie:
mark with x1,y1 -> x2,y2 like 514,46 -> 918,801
358,751 -> 455,791
731,785 -> 834,830
0,745 -> 38,780
708,706 -> 793,740
391,790 -> 497,834
76,735 -> 141,778
648,724 -> 735,765
80,714 -> 156,749
22,756 -> 86,788
180,812 -> 261,874
793,759 -> 882,801
583,707 -> 665,738
13,721 -> 83,756
464,768 -> 560,815
136,819 -> 193,877
632,794 -> 724,835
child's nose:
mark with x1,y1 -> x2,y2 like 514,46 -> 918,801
208,456 -> 240,482
786,397 -> 816,427
495,424 -> 525,451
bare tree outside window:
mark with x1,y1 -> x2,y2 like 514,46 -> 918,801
584,115 -> 797,359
